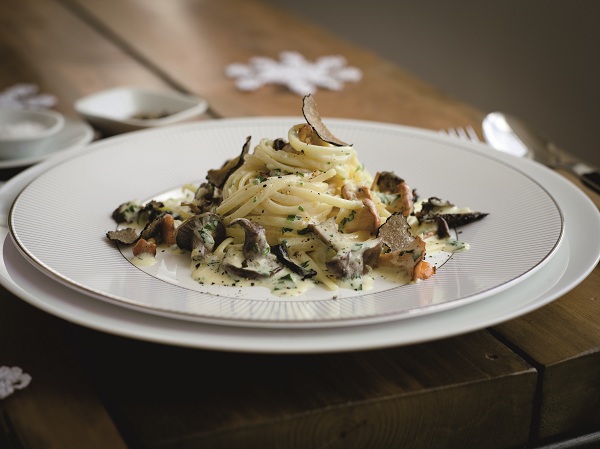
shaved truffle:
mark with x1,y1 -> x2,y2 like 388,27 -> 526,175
106,228 -> 139,245
206,136 -> 251,188
377,213 -> 415,252
302,95 -> 349,147
415,197 -> 488,227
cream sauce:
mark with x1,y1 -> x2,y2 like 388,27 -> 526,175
130,252 -> 158,267
191,254 -> 316,297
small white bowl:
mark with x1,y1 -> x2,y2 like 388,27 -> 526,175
0,108 -> 65,160
74,87 -> 209,135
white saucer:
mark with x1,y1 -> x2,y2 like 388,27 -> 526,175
0,117 -> 94,169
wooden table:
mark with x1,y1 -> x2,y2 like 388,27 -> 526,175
1,1 -> 599,448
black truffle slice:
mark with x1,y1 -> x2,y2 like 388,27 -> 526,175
106,228 -> 139,245
302,94 -> 349,147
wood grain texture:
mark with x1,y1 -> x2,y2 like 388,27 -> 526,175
70,327 -> 536,449
0,293 -> 128,449
494,267 -> 600,440
64,0 -> 484,131
0,0 -> 174,118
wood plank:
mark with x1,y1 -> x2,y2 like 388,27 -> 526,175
494,267 -> 600,441
0,292 -> 128,449
65,0 -> 484,130
71,326 -> 536,449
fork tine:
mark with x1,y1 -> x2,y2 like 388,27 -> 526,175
456,127 -> 469,141
441,126 -> 481,143
440,127 -> 459,138
465,125 -> 479,142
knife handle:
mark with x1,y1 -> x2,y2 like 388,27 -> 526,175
581,171 -> 600,195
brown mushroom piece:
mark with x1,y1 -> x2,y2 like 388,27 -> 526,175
182,182 -> 222,214
340,198 -> 381,235
308,218 -> 382,279
376,213 -> 434,281
206,136 -> 251,189
107,204 -> 170,246
139,213 -> 166,241
415,197 -> 488,227
175,213 -> 226,261
434,216 -> 451,239
371,171 -> 414,216
273,138 -> 299,154
111,200 -> 142,224
221,218 -> 283,279
139,200 -> 168,222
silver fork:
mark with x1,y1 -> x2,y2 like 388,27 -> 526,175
440,125 -> 481,143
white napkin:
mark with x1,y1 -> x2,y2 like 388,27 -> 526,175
225,51 -> 362,96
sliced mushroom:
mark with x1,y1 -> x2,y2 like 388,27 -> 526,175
140,213 -> 166,241
301,95 -> 349,147
415,197 -> 488,227
107,206 -> 173,246
341,184 -> 374,201
206,136 -> 251,189
308,218 -> 382,279
434,216 -> 451,239
140,200 -> 167,222
175,212 -> 226,261
132,238 -> 157,257
161,214 -> 177,245
376,213 -> 433,281
271,243 -> 317,279
182,182 -> 222,214
372,171 -> 405,193
339,198 -> 381,234
273,138 -> 299,154
377,237 -> 433,282
111,200 -> 142,224
221,218 -> 282,279
371,171 -> 414,216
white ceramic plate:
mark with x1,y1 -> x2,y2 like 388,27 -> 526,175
8,119 -> 564,328
0,133 -> 597,352
0,117 -> 93,169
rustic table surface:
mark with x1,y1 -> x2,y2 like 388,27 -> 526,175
1,1 -> 599,448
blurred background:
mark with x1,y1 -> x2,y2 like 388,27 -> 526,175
266,0 -> 600,167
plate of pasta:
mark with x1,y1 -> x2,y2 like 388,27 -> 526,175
8,100 -> 564,328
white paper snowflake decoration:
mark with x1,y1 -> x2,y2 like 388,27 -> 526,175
225,51 -> 362,96
0,366 -> 32,400
0,83 -> 57,109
